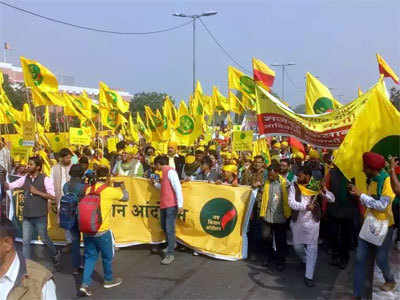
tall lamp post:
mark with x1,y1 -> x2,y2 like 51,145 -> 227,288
173,11 -> 218,93
271,63 -> 296,100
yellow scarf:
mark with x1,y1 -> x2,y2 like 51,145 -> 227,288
260,175 -> 291,218
298,184 -> 320,196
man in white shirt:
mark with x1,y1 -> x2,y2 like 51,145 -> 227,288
0,138 -> 11,174
51,148 -> 73,249
0,218 -> 57,300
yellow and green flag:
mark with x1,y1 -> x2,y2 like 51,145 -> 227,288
305,72 -> 342,114
334,78 -> 399,192
20,57 -> 58,91
99,82 -> 129,113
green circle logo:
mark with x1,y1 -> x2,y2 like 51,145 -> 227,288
28,64 -> 43,86
78,130 -> 83,135
313,97 -> 334,114
107,110 -> 118,128
18,138 -> 23,146
177,115 -> 194,135
55,136 -> 60,142
200,198 -> 238,238
371,135 -> 400,159
239,76 -> 255,95
162,116 -> 168,129
240,133 -> 246,139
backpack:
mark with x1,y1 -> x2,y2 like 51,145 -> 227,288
59,182 -> 84,230
59,184 -> 80,230
77,184 -> 108,234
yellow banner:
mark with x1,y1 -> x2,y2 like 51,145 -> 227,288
20,177 -> 254,260
69,127 -> 91,146
22,121 -> 35,146
255,80 -> 384,148
232,130 -> 253,152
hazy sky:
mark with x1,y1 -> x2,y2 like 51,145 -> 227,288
1,0 -> 399,106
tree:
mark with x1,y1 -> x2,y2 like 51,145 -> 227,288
390,87 -> 400,111
1,74 -> 27,110
130,92 -> 174,119
293,103 -> 306,114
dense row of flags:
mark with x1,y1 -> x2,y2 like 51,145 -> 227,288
0,53 -> 399,150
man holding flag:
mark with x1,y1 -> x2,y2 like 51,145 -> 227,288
349,152 -> 396,298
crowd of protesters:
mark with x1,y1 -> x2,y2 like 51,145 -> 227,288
0,127 -> 399,299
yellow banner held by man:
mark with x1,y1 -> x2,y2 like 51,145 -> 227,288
44,177 -> 254,260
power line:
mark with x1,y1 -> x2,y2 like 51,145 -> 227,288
284,69 -> 302,90
0,1 -> 192,35
198,18 -> 251,73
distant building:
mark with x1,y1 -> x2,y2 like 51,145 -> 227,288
0,62 -> 132,101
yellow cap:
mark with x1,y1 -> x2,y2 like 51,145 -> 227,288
281,141 -> 288,147
209,145 -> 216,151
185,155 -> 196,165
222,164 -> 238,174
309,149 -> 320,159
293,152 -> 305,160
273,142 -> 281,149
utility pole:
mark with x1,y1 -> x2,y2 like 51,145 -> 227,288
271,63 -> 295,100
173,11 -> 218,93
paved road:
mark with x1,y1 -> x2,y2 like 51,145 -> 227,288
32,244 -> 350,300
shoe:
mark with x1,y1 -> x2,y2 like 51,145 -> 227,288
79,285 -> 93,297
193,251 -> 199,256
104,277 -> 123,289
276,263 -> 286,272
161,255 -> 175,265
304,277 -> 315,287
380,281 -> 396,292
72,268 -> 80,276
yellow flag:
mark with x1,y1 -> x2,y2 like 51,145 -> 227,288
334,78 -> 398,192
229,90 -> 245,115
172,101 -> 202,146
358,88 -> 363,97
100,108 -> 120,131
163,96 -> 178,128
128,114 -> 139,143
305,72 -> 342,114
31,89 -> 66,107
213,86 -> 230,112
253,138 -> 271,166
228,66 -> 256,102
20,57 -> 58,91
376,53 -> 399,84
99,82 -> 129,113
44,106 -> 51,131
136,112 -> 151,141
22,103 -> 33,122
37,150 -> 51,176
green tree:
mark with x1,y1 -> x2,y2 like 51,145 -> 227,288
390,87 -> 400,111
1,74 -> 27,110
130,92 -> 174,120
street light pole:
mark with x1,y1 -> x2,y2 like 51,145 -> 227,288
271,63 -> 296,100
173,11 -> 218,93
192,18 -> 196,93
